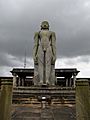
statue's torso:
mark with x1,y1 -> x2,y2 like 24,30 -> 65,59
39,30 -> 52,52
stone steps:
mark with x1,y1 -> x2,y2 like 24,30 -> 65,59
12,105 -> 76,120
12,86 -> 75,105
40,108 -> 54,120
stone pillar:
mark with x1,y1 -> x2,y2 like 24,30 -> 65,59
18,77 -> 21,86
76,79 -> 90,120
20,78 -> 22,86
73,75 -> 76,88
55,77 -> 57,85
0,79 -> 13,120
69,78 -> 72,87
73,73 -> 77,88
12,73 -> 17,87
66,78 -> 68,87
22,78 -> 24,86
21,77 -> 25,86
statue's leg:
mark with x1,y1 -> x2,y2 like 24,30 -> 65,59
37,47 -> 44,85
46,47 -> 56,85
46,60 -> 51,85
50,64 -> 55,85
45,48 -> 52,85
38,59 -> 43,85
34,64 -> 39,85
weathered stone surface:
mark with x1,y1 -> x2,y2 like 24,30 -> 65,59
33,21 -> 56,86
12,105 -> 76,120
12,73 -> 17,87
76,79 -> 90,120
0,79 -> 13,120
0,79 -> 1,90
12,86 -> 75,104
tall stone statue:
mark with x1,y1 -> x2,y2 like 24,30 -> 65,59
33,21 -> 56,85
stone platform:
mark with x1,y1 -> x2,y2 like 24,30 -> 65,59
13,86 -> 75,105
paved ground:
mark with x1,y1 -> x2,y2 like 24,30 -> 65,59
12,105 -> 76,120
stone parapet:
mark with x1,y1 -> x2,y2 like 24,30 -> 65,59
0,79 -> 13,120
76,79 -> 90,120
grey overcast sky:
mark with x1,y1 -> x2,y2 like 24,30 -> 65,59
0,0 -> 90,77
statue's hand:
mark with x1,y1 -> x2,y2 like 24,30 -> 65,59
34,55 -> 38,65
51,55 -> 56,65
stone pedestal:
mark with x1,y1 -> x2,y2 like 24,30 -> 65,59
0,79 -> 13,120
76,79 -> 90,120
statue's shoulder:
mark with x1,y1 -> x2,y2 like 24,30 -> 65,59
34,32 -> 40,39
49,31 -> 55,35
34,32 -> 39,36
51,31 -> 56,35
50,31 -> 56,37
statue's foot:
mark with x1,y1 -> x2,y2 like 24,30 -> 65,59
51,83 -> 55,86
39,81 -> 43,85
46,80 -> 49,85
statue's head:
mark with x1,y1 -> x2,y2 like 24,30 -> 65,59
41,21 -> 49,30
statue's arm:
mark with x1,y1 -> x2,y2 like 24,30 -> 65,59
33,32 -> 39,62
51,32 -> 56,63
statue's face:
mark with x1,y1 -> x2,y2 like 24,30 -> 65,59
41,21 -> 49,30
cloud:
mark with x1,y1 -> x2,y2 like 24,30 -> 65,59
1,55 -> 90,77
55,56 -> 90,78
0,0 -> 90,76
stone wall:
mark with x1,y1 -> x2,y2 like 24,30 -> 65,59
76,79 -> 90,120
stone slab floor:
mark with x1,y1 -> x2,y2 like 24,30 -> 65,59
12,104 -> 76,120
